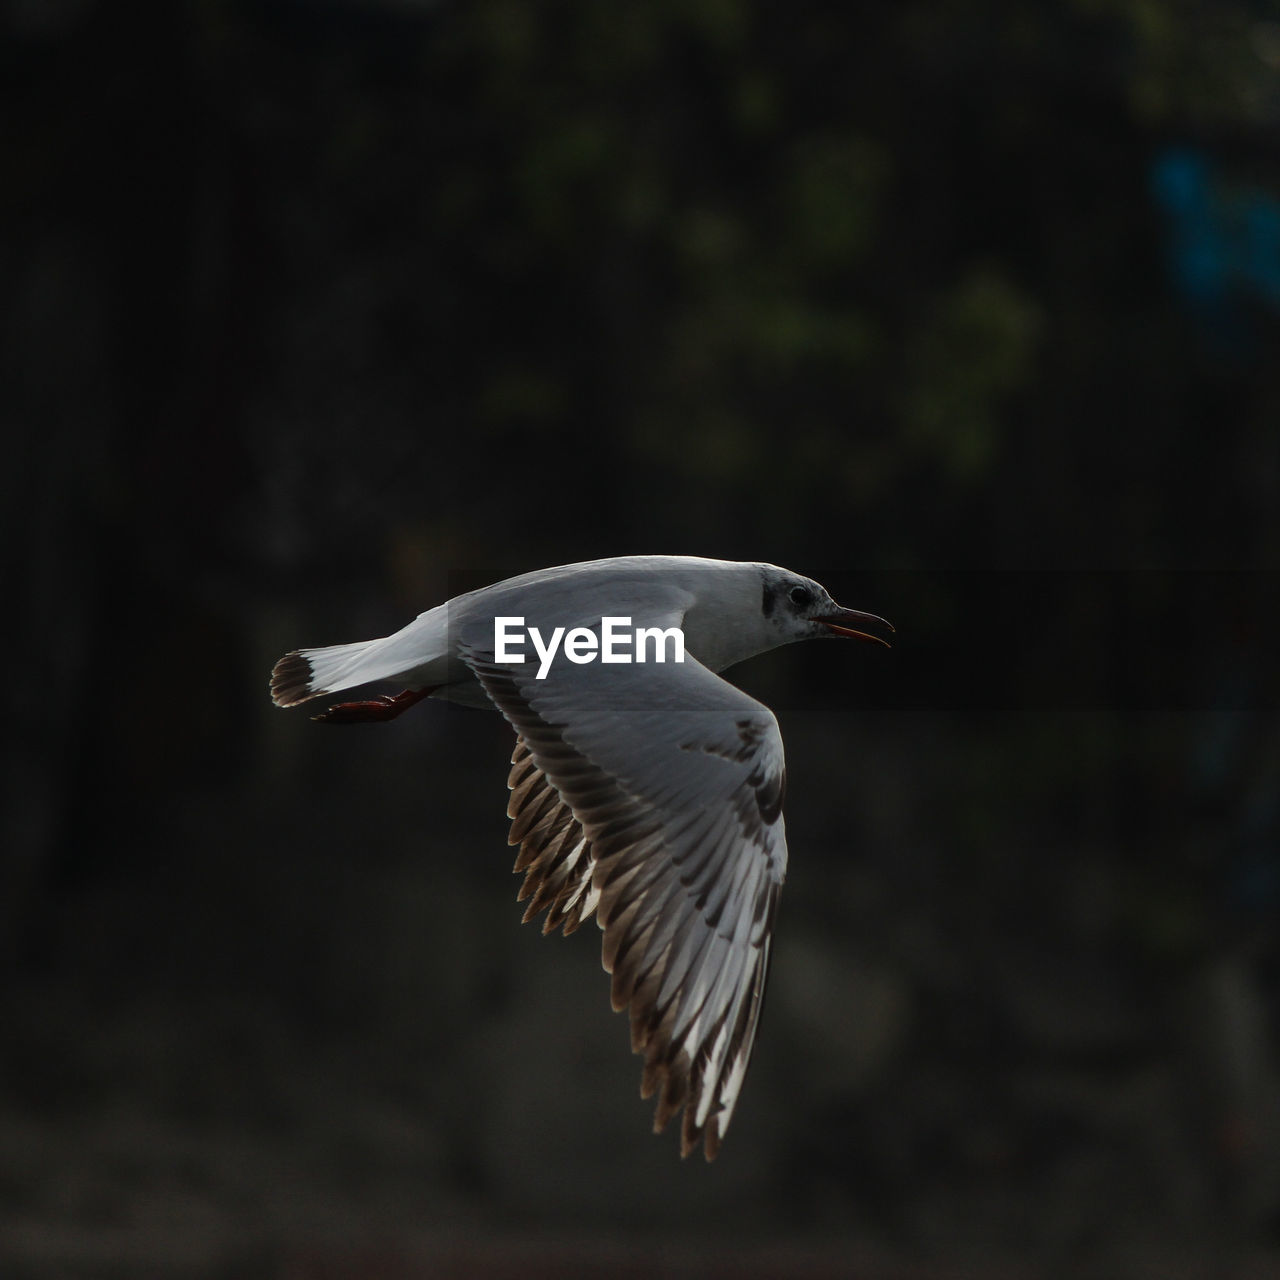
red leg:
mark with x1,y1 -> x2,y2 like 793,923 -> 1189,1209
311,686 -> 437,724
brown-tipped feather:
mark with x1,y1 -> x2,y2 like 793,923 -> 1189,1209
508,786 -> 563,847
270,651 -> 322,707
640,1059 -> 661,1101
558,904 -> 588,937
606,917 -> 662,1012
505,737 -> 598,939
507,749 -> 539,797
703,1122 -> 722,1162
654,1063 -> 689,1133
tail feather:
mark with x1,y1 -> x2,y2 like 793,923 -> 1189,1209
269,637 -> 403,707
270,650 -> 319,707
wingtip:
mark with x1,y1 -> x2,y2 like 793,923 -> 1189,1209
677,1108 -> 722,1161
702,1114 -> 724,1161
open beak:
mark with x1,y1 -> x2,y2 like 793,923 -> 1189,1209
809,606 -> 895,648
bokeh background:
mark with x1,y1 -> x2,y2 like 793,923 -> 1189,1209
5,1 -> 1280,1276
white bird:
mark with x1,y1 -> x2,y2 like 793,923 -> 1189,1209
269,555 -> 892,1159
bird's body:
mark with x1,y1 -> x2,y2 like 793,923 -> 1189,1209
272,556 -> 843,710
270,555 -> 891,1159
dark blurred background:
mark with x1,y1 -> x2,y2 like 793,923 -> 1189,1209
4,1 -> 1280,1276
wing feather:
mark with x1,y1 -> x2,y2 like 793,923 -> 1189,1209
467,644 -> 788,1160
505,738 -> 597,936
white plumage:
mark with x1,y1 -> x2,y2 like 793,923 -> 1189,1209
270,555 -> 891,1159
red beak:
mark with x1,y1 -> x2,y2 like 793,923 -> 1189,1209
809,606 -> 895,648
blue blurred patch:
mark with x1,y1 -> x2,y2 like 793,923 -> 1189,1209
1151,146 -> 1280,353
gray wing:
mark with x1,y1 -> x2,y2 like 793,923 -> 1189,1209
464,642 -> 788,1161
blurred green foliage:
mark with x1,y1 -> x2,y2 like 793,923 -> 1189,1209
157,0 -> 1277,570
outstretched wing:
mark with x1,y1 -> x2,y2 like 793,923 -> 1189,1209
506,736 -> 599,936
465,643 -> 788,1160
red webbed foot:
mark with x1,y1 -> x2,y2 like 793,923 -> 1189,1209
311,687 -> 436,724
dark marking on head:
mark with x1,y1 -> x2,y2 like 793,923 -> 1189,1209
761,581 -> 781,618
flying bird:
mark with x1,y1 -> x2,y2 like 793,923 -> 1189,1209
269,555 -> 892,1159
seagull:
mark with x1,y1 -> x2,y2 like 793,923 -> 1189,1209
269,555 -> 892,1159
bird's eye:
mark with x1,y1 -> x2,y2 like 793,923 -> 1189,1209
789,585 -> 812,608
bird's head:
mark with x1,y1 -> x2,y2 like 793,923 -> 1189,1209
759,567 -> 895,649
